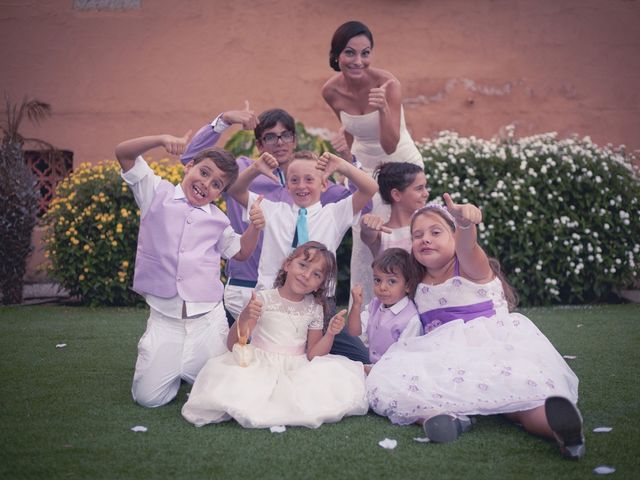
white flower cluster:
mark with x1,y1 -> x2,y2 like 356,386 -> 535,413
416,127 -> 640,305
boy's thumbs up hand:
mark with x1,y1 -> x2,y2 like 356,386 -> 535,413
222,101 -> 259,130
249,194 -> 266,230
162,130 -> 192,155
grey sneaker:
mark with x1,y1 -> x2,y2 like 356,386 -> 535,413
545,396 -> 585,460
423,414 -> 473,443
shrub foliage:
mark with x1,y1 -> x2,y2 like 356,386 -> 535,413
418,127 -> 640,305
43,160 -> 185,306
44,126 -> 639,307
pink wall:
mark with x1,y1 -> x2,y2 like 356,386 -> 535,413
2,0 -> 639,164
2,0 -> 639,283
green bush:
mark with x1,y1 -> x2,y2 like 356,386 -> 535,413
43,160 -> 200,306
418,126 -> 640,306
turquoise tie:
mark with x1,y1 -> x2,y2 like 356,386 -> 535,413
293,207 -> 308,247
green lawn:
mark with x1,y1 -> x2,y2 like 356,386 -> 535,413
1,304 -> 639,479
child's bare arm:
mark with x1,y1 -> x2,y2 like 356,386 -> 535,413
307,309 -> 347,360
115,131 -> 191,173
443,193 -> 492,283
226,152 -> 280,207
317,152 -> 378,215
360,214 -> 393,256
347,286 -> 364,336
233,195 -> 265,261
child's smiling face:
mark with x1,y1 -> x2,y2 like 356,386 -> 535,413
181,158 -> 228,207
286,159 -> 327,208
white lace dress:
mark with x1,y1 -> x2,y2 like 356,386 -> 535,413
182,289 -> 368,429
340,107 -> 423,306
366,275 -> 579,425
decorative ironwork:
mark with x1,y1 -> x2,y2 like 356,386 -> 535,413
24,150 -> 73,217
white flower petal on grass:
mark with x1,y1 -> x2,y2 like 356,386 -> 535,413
131,426 -> 148,432
269,425 -> 286,433
562,355 -> 577,360
413,437 -> 431,443
56,343 -> 67,348
378,438 -> 398,449
593,466 -> 615,475
593,427 -> 613,433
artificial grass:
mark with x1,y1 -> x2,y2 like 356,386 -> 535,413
1,304 -> 639,479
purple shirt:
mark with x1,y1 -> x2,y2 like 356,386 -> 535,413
181,123 -> 361,282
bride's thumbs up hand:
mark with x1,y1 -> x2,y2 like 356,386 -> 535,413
368,78 -> 395,111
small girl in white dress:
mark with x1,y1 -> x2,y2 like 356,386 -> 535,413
366,194 -> 585,459
361,162 -> 429,257
182,241 -> 368,429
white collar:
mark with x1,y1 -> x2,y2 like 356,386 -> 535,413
293,201 -> 322,214
174,184 -> 212,214
379,295 -> 409,314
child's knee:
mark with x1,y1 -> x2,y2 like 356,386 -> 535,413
131,379 -> 177,408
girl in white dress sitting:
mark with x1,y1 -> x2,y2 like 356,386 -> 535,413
182,241 -> 368,429
366,194 -> 585,459
361,162 -> 429,256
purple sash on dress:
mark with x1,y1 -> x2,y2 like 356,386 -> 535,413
419,300 -> 496,333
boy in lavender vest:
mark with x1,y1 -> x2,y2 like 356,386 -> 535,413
347,248 -> 421,372
115,131 -> 264,408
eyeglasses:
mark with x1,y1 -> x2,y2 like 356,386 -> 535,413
261,131 -> 295,145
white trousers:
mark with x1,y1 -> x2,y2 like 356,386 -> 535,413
131,303 -> 229,408
223,284 -> 253,321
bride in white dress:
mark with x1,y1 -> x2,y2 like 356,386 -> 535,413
322,20 -> 423,307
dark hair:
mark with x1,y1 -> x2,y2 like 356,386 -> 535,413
409,207 -> 518,310
329,21 -> 374,72
372,248 -> 420,297
273,241 -> 337,316
191,147 -> 238,191
254,108 -> 296,142
375,162 -> 424,204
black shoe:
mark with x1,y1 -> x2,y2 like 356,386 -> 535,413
423,414 -> 473,443
544,396 -> 585,460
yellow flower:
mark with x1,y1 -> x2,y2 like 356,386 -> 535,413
111,240 -> 117,247
78,274 -> 85,281
122,260 -> 129,268
83,244 -> 91,252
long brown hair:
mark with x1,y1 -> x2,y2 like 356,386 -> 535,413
410,206 -> 518,311
273,241 -> 337,316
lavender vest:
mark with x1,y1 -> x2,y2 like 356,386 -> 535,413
133,181 -> 229,302
367,297 -> 419,363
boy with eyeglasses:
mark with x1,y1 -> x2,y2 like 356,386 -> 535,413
182,104 -> 370,363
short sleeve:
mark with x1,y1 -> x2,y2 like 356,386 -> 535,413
121,156 -> 161,216
308,301 -> 324,330
218,225 -> 242,260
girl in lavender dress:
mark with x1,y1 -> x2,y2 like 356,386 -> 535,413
360,162 -> 429,258
366,194 -> 585,459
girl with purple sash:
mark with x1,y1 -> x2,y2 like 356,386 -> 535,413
366,195 -> 584,460
347,248 -> 421,372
